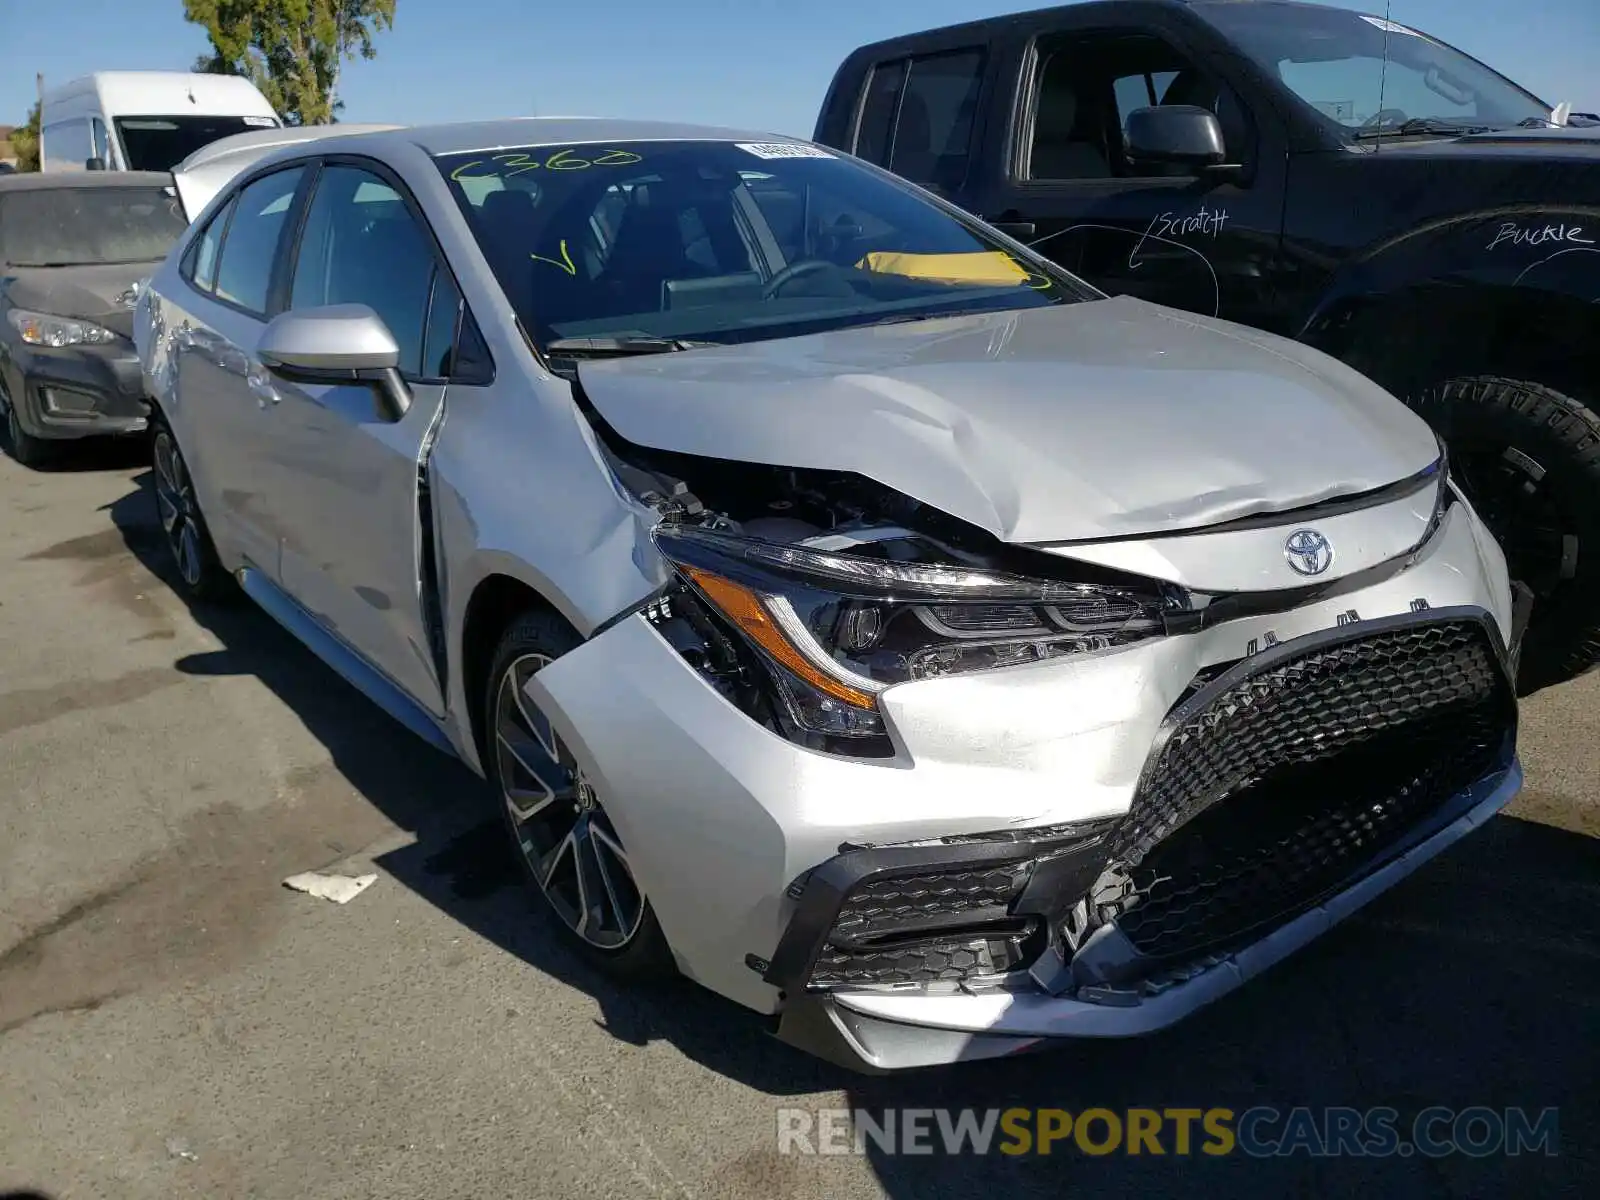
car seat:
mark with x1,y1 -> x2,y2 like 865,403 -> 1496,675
1029,71 -> 1112,179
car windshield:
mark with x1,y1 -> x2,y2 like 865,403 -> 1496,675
436,140 -> 1091,352
0,185 -> 189,267
1195,2 -> 1550,133
114,114 -> 279,172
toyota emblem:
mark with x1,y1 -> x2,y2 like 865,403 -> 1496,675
1284,528 -> 1334,576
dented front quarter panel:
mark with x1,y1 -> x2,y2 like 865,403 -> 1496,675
429,372 -> 668,769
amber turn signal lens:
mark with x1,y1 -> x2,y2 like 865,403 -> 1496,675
682,566 -> 881,710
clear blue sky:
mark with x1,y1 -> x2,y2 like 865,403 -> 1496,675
4,0 -> 1595,135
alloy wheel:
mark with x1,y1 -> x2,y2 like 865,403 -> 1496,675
495,653 -> 645,949
153,430 -> 205,589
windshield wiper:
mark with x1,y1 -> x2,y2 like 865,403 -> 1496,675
543,334 -> 715,358
1354,118 -> 1494,139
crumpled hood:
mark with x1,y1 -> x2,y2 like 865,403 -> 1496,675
576,296 -> 1442,545
3,263 -> 156,339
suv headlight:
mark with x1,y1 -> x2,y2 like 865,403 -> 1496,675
654,525 -> 1168,749
7,309 -> 119,348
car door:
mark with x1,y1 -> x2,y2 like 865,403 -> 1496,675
169,164 -> 309,580
970,17 -> 1291,333
259,159 -> 472,717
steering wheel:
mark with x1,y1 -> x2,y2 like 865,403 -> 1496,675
1359,107 -> 1409,130
762,258 -> 845,299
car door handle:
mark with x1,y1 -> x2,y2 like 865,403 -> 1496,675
988,220 -> 1037,239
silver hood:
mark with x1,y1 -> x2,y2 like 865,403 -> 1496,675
576,296 -> 1442,544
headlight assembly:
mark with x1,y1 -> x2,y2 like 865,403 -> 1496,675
7,309 -> 119,348
653,525 -> 1168,752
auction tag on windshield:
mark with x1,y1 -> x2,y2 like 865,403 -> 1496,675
736,142 -> 834,160
1359,15 -> 1421,35
243,116 -> 278,127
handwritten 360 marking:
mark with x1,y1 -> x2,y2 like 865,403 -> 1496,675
451,148 -> 644,181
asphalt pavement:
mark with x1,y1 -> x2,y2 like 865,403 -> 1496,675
1,440 -> 1596,1199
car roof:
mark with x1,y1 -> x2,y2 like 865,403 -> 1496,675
172,122 -> 404,174
0,170 -> 175,193
344,117 -> 812,157
168,118 -> 823,222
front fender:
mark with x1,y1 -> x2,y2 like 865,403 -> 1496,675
430,378 -> 669,771
1299,204 -> 1600,389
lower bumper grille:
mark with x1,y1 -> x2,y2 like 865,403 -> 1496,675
808,867 -> 1039,987
1072,615 -> 1516,970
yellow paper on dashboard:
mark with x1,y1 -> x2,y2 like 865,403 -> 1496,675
854,250 -> 1030,286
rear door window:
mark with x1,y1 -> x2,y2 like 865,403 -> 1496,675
212,166 -> 305,314
855,49 -> 986,194
854,60 -> 907,166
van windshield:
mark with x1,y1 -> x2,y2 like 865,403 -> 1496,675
0,185 -> 189,268
437,139 -> 1092,352
114,115 -> 279,171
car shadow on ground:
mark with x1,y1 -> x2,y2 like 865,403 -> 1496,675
104,470 -> 1598,1198
0,430 -> 150,474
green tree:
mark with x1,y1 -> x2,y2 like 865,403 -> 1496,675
184,0 -> 396,126
11,101 -> 40,171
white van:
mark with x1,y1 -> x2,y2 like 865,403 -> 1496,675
40,72 -> 281,174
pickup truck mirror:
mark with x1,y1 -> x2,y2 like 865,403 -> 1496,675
1125,105 -> 1227,169
85,156 -> 107,171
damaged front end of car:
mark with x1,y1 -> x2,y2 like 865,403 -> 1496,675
550,380 -> 1522,1073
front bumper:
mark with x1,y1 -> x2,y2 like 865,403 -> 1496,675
527,502 -> 1523,1071
785,761 -> 1520,1072
2,341 -> 149,440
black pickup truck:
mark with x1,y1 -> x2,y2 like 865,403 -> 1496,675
815,0 -> 1600,694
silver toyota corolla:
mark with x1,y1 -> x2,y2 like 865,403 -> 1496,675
135,118 -> 1526,1073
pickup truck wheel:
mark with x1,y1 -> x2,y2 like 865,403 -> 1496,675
485,609 -> 677,983
1411,375 -> 1600,695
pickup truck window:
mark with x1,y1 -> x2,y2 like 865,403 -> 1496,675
1028,34 -> 1247,181
1193,0 -> 1548,133
851,49 -> 985,194
855,60 -> 906,166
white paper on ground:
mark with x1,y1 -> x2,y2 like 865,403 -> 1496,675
282,871 -> 379,904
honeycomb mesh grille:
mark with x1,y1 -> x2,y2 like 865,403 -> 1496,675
807,868 -> 1033,988
810,928 -> 1035,987
1093,619 -> 1513,963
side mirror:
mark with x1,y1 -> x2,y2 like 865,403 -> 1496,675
1125,105 -> 1230,170
257,304 -> 412,420
85,156 -> 107,171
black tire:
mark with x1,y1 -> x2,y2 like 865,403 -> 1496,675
484,608 -> 677,982
1411,375 -> 1600,695
4,397 -> 56,469
149,411 -> 236,603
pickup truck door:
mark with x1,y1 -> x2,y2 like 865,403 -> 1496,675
971,20 -> 1292,335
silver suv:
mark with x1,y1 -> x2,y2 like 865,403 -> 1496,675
135,119 -> 1525,1072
